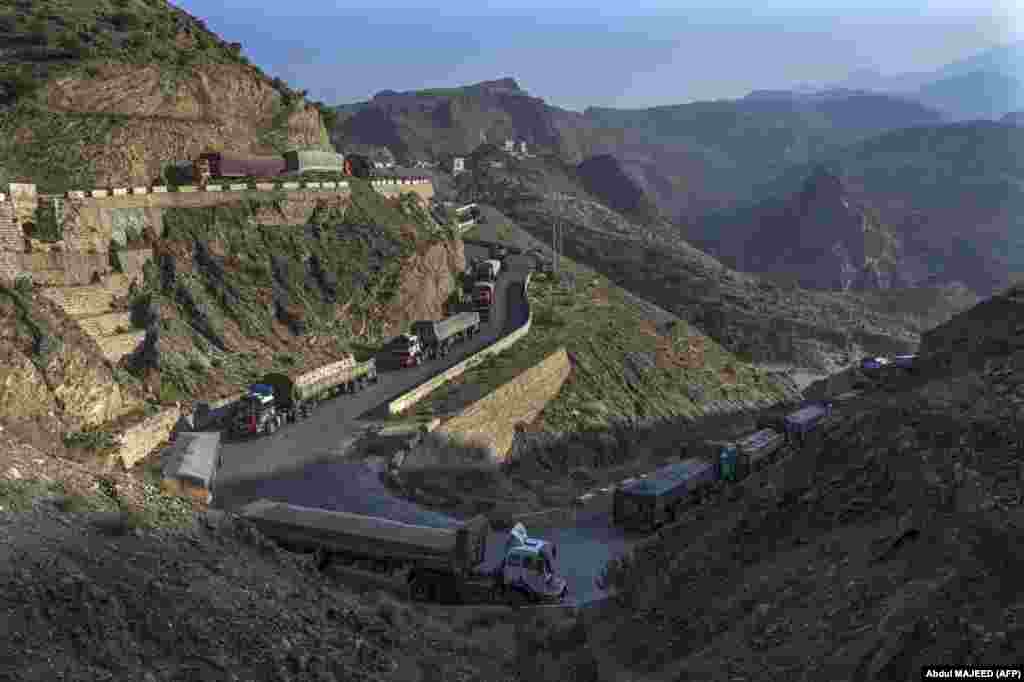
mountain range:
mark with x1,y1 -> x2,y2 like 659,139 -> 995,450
693,121 -> 1024,297
825,41 -> 1024,121
333,67 -> 1024,297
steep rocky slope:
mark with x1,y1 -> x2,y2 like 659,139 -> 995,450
0,0 -> 332,192
125,180 -> 462,405
729,121 -> 1024,297
0,475 -> 521,682
0,282 -> 144,456
334,78 -> 947,224
517,285 -> 1024,682
584,91 -> 947,221
574,154 -> 661,225
688,166 -> 905,291
455,151 -> 970,371
334,77 -> 628,166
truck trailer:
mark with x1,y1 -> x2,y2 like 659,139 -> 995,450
239,501 -> 568,605
475,259 -> 501,282
735,428 -> 786,472
409,312 -> 481,361
231,356 -> 377,437
612,458 -> 719,532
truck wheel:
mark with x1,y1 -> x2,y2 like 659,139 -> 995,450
265,419 -> 276,435
409,577 -> 429,602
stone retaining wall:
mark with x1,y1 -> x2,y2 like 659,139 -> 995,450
111,405 -> 182,470
1,180 -> 434,263
388,272 -> 534,415
434,348 -> 571,461
15,251 -> 112,286
40,284 -> 119,318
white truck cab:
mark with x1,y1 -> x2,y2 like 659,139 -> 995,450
500,523 -> 568,603
392,334 -> 424,368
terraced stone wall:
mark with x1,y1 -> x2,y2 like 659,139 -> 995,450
434,348 -> 572,462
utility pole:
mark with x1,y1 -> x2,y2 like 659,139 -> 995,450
551,192 -> 567,276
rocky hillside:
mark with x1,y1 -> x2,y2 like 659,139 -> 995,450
454,151 -> 971,372
0,281 -> 145,456
333,77 -> 630,166
0,0 -> 332,192
0,470 -> 524,682
723,121 -> 1024,297
582,91 -> 948,221
574,154 -> 661,225
124,179 -> 462,405
688,166 -> 905,291
334,78 -> 947,225
518,286 -> 1024,682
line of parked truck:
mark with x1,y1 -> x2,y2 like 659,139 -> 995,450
189,150 -> 384,183
612,399 -> 836,532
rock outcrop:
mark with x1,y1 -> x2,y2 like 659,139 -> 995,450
40,63 -> 330,188
694,166 -> 905,291
383,239 -> 466,334
0,285 -> 142,453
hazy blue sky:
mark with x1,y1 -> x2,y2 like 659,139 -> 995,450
173,1 -> 1022,110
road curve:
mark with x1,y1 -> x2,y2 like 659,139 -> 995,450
211,237 -> 633,606
213,247 -> 526,513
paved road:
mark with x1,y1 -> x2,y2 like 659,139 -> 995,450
213,246 -> 526,512
483,508 -> 633,606
211,239 -> 634,607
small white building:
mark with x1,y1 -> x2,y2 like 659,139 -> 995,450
518,140 -> 528,155
503,139 -> 516,153
452,157 -> 466,174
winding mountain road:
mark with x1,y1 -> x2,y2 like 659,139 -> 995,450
212,236 -> 634,606
213,246 -> 525,517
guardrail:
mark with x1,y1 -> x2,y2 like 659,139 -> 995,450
61,178 -> 433,200
387,271 -> 534,415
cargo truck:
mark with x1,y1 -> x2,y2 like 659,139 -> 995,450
230,356 -> 377,437
390,333 -> 425,368
475,259 -> 501,282
612,458 -> 719,532
734,428 -> 786,473
410,312 -> 481,361
238,501 -> 568,605
783,402 -> 832,446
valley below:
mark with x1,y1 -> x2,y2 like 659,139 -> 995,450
0,3 -> 1022,680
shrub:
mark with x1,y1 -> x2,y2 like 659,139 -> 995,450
63,428 -> 119,453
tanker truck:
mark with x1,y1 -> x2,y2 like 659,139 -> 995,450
230,355 -> 377,438
238,500 -> 569,605
408,312 -> 481,362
